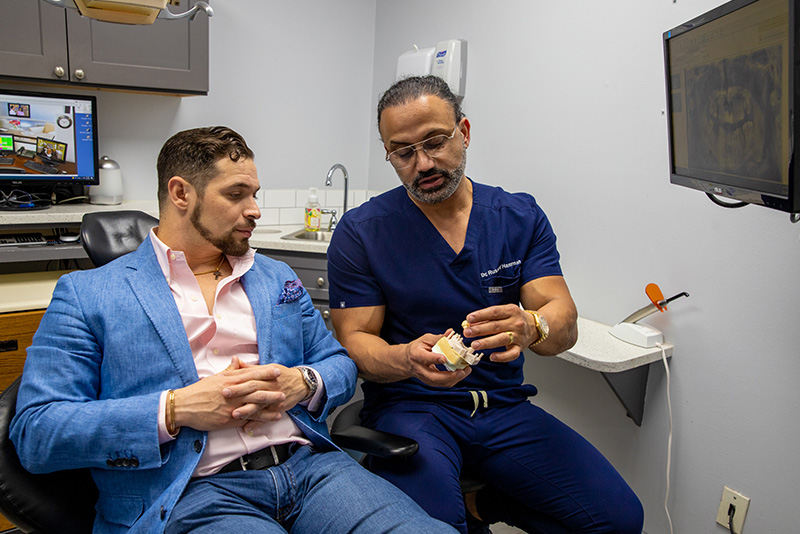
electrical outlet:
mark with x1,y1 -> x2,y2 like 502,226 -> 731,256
716,486 -> 750,533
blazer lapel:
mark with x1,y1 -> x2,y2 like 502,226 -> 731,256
123,238 -> 199,386
240,266 -> 273,364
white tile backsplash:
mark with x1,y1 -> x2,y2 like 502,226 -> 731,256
258,208 -> 281,225
260,189 -> 297,209
278,207 -> 305,225
259,189 -> 376,220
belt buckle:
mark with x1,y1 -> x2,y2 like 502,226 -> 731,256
238,455 -> 250,471
238,445 -> 281,471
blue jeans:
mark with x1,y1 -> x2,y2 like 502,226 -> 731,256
363,401 -> 644,534
165,445 -> 456,533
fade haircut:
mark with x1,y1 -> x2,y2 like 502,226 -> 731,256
156,126 -> 255,207
377,75 -> 464,134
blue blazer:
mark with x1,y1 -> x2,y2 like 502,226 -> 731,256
10,237 -> 357,533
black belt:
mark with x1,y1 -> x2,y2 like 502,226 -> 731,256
218,443 -> 294,474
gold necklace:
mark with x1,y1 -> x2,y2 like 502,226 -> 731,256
193,255 -> 226,280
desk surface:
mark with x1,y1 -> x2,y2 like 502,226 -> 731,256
0,153 -> 77,175
0,270 -> 69,313
0,200 -> 158,227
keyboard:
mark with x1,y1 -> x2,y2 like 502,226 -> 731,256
0,233 -> 47,247
0,157 -> 13,165
23,160 -> 60,174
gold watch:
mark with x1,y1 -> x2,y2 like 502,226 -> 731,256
525,310 -> 550,347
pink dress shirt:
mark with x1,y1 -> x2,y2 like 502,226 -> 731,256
150,229 -> 323,477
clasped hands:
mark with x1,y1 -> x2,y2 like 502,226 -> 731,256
405,304 -> 537,388
171,356 -> 307,434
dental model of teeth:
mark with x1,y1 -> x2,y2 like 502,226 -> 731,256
432,331 -> 484,371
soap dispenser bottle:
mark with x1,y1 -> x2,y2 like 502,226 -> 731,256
304,188 -> 321,232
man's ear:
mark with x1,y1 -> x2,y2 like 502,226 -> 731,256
167,176 -> 194,211
460,118 -> 471,149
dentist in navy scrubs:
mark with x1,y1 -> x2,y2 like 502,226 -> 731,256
328,76 -> 644,534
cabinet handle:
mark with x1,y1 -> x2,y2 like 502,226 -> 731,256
316,277 -> 325,287
74,69 -> 85,80
53,66 -> 65,78
321,310 -> 330,320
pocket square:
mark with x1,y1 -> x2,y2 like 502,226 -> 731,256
278,279 -> 304,304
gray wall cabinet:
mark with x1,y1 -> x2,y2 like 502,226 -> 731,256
0,0 -> 208,95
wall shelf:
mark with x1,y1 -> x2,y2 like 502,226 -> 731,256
555,317 -> 672,426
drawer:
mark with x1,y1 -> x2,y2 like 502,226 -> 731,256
0,309 -> 45,391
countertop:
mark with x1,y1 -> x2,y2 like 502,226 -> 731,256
0,270 -> 72,314
250,225 -> 329,254
0,200 -> 330,254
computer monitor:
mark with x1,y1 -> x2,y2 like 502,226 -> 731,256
0,134 -> 13,154
36,137 -> 67,164
0,88 -> 99,190
663,0 -> 799,214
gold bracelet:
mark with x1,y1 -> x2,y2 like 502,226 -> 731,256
167,389 -> 178,437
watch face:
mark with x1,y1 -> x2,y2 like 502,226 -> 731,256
539,314 -> 550,336
57,115 -> 72,128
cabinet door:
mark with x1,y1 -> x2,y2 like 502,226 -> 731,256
64,0 -> 208,94
0,0 -> 69,82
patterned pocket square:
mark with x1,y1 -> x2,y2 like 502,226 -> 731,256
278,279 -> 304,304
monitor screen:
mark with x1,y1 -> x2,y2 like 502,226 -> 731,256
0,89 -> 99,187
0,134 -> 13,153
7,103 -> 30,118
663,0 -> 799,213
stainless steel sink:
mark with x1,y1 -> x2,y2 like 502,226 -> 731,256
281,229 -> 334,242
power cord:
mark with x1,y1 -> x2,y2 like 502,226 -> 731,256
728,503 -> 736,534
656,342 -> 674,534
705,193 -> 749,208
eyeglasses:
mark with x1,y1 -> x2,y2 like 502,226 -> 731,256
385,126 -> 459,170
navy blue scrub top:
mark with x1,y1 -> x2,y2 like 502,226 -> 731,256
328,179 -> 563,411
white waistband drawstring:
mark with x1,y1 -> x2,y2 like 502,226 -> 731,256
469,390 -> 489,417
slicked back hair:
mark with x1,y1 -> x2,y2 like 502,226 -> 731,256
377,75 -> 464,135
157,126 -> 254,207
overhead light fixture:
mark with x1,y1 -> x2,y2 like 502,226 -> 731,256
41,0 -> 213,25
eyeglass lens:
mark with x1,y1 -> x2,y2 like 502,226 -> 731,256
387,130 -> 457,169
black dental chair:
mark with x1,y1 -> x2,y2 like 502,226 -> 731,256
0,377 -> 97,534
80,210 -> 159,267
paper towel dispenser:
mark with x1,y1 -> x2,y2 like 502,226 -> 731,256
396,39 -> 467,98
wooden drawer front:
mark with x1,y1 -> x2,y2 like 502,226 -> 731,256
0,309 -> 45,391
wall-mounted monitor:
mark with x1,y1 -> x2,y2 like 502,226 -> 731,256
0,88 -> 99,189
663,0 -> 799,214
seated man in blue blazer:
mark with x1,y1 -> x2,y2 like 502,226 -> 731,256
10,126 -> 456,534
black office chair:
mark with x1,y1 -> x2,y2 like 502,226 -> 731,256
0,377 -> 97,534
80,210 -> 158,267
329,399 -> 486,494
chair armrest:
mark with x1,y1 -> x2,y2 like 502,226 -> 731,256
330,424 -> 419,459
329,400 -> 418,459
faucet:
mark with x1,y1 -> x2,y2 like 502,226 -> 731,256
321,208 -> 338,231
325,163 -> 348,215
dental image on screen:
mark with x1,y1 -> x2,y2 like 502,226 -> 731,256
685,46 -> 783,185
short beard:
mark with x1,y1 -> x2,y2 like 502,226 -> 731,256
403,148 -> 467,205
190,201 -> 252,257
